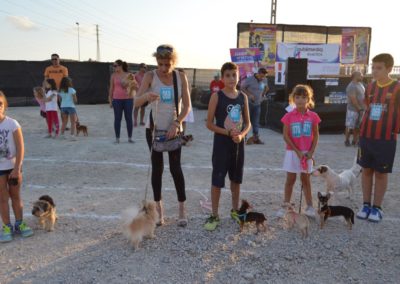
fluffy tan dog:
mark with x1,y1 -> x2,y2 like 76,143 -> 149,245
124,200 -> 158,249
285,205 -> 310,238
31,195 -> 57,232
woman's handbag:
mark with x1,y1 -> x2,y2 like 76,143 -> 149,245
151,71 -> 182,152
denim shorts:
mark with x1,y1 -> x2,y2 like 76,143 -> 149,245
0,169 -> 12,176
61,107 -> 77,115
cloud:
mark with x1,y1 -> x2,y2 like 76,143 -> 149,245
7,15 -> 37,31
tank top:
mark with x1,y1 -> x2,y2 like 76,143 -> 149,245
112,74 -> 129,99
148,70 -> 182,131
214,90 -> 245,134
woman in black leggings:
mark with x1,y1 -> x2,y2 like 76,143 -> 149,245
135,45 -> 191,227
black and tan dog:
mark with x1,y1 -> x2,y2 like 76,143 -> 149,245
318,192 -> 354,230
32,195 -> 57,231
76,121 -> 88,136
237,200 -> 267,233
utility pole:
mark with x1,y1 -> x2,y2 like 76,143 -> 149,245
270,0 -> 277,24
96,24 -> 100,61
76,22 -> 81,61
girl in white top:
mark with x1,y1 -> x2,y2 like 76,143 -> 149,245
0,91 -> 33,243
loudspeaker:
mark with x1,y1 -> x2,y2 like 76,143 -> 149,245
285,58 -> 308,99
308,79 -> 326,104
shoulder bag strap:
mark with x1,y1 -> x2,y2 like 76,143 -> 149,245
173,70 -> 179,118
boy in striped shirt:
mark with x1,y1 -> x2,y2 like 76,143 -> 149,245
357,53 -> 400,222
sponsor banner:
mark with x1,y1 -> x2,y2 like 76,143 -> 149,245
341,28 -> 356,64
275,43 -> 340,80
230,48 -> 261,80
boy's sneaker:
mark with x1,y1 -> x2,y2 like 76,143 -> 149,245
14,221 -> 34,238
304,206 -> 316,218
356,204 -> 371,220
0,224 -> 13,243
204,215 -> 220,231
230,209 -> 240,223
368,207 -> 383,223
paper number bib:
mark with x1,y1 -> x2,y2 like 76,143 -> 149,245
160,87 -> 173,104
290,121 -> 312,138
369,104 -> 383,121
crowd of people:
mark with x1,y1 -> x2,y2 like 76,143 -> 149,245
0,47 -> 399,241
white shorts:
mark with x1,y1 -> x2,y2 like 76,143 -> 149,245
282,150 -> 313,174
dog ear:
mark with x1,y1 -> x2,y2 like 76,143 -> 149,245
320,166 -> 328,173
318,192 -> 322,198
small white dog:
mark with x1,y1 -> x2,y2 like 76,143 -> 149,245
122,200 -> 158,249
312,158 -> 361,199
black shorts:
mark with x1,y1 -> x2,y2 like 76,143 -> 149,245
212,135 -> 244,188
357,137 -> 397,173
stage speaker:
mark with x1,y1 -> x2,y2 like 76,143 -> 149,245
308,79 -> 326,104
285,58 -> 308,99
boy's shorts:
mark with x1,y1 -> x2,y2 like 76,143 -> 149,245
61,107 -> 77,115
212,135 -> 244,188
357,137 -> 397,173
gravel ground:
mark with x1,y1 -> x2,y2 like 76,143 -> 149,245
1,105 -> 399,284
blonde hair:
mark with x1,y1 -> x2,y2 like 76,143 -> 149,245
152,44 -> 178,66
288,84 -> 315,109
33,86 -> 45,99
0,91 -> 9,109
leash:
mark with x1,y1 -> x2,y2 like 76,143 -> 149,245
144,100 -> 159,202
299,182 -> 303,214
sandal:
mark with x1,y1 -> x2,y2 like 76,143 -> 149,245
177,218 -> 188,227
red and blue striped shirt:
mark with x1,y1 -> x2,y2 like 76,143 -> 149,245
360,80 -> 400,141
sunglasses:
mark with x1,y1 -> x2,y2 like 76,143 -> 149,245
156,45 -> 174,54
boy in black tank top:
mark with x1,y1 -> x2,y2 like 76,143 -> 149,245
204,62 -> 251,231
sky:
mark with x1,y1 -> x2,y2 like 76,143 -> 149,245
0,0 -> 399,69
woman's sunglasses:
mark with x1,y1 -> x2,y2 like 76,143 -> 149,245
156,46 -> 173,54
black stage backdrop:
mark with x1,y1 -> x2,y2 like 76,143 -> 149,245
0,61 -> 110,106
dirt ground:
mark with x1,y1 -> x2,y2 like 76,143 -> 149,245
1,105 -> 399,284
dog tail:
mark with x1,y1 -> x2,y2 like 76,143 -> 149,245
121,206 -> 140,239
39,195 -> 55,207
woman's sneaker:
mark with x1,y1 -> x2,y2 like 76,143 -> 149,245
0,224 -> 13,243
304,206 -> 316,218
356,204 -> 371,220
204,215 -> 220,231
276,203 -> 291,218
368,207 -> 383,223
14,222 -> 34,238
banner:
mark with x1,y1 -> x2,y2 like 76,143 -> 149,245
276,43 -> 340,80
355,28 -> 369,64
230,48 -> 261,81
239,24 -> 277,72
341,28 -> 356,64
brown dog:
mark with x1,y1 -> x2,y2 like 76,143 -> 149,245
32,195 -> 57,232
76,121 -> 88,136
285,205 -> 310,238
237,200 -> 267,233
